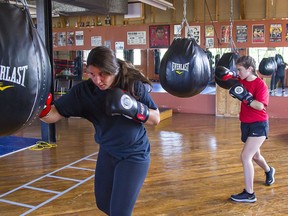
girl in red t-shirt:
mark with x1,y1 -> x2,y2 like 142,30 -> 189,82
229,56 -> 275,203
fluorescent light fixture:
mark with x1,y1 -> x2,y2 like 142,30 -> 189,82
139,0 -> 166,10
137,0 -> 174,11
155,0 -> 174,9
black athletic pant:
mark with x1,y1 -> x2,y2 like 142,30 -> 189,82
94,147 -> 150,216
274,74 -> 285,90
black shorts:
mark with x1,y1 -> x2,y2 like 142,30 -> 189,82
241,120 -> 269,143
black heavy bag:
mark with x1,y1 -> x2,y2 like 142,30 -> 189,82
0,2 -> 51,136
215,52 -> 239,89
159,38 -> 211,98
258,57 -> 277,76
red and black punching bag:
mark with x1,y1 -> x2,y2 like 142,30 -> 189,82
159,38 -> 211,98
0,2 -> 51,136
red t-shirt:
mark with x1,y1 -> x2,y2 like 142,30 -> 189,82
239,77 -> 269,123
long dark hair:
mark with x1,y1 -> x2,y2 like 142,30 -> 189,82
86,46 -> 152,98
86,46 -> 119,76
113,59 -> 152,98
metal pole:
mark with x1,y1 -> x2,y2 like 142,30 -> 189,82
36,0 -> 56,143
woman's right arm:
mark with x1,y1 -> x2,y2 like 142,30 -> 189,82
40,105 -> 64,124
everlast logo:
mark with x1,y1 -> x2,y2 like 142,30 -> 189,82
171,62 -> 189,75
0,65 -> 27,87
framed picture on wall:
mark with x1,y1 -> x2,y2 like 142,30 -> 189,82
205,38 -> 214,48
252,24 -> 265,43
269,23 -> 282,42
173,24 -> 182,39
67,31 -> 75,46
286,24 -> 288,42
205,25 -> 214,37
149,25 -> 170,48
236,25 -> 248,43
52,32 -> 57,47
185,26 -> 200,45
220,25 -> 230,43
57,32 -> 66,46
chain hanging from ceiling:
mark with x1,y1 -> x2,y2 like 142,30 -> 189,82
229,0 -> 238,53
175,0 -> 195,39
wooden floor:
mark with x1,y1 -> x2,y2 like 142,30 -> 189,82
1,113 -> 288,216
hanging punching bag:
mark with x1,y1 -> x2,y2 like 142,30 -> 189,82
159,38 -> 211,98
0,2 -> 51,136
258,57 -> 277,76
215,52 -> 239,89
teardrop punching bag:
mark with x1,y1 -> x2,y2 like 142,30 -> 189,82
258,57 -> 277,76
159,38 -> 211,98
215,52 -> 239,89
0,2 -> 51,136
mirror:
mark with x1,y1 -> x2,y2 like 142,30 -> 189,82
53,47 -> 288,97
53,50 -> 83,95
249,47 -> 288,97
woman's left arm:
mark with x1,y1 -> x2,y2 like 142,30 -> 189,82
250,79 -> 269,111
249,100 -> 265,111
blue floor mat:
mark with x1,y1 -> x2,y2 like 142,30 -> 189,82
0,136 -> 40,157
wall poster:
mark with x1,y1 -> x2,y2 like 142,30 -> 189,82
220,25 -> 230,43
115,41 -> 124,50
75,31 -> 84,46
91,36 -> 102,47
52,32 -> 57,47
185,26 -> 200,45
269,23 -> 282,42
57,32 -> 66,46
104,40 -> 111,48
149,25 -> 170,48
127,31 -> 146,45
173,24 -> 182,39
252,24 -> 265,43
205,25 -> 214,37
206,38 -> 214,48
286,24 -> 288,42
67,31 -> 75,46
236,25 -> 248,43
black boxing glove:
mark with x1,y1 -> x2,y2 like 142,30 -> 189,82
229,83 -> 254,105
106,88 -> 150,123
215,66 -> 238,81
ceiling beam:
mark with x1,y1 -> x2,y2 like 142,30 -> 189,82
240,0 -> 245,20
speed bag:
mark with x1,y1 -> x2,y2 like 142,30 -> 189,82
258,57 -> 277,76
159,38 -> 211,98
215,52 -> 239,89
0,2 -> 51,136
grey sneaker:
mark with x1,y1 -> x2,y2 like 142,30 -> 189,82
230,189 -> 257,203
265,166 -> 275,186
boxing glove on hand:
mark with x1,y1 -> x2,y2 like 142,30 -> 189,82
106,88 -> 150,123
215,66 -> 238,81
229,83 -> 254,105
39,93 -> 52,118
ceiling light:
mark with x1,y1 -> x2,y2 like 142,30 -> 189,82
136,0 -> 174,11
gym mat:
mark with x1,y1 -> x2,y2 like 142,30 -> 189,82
0,136 -> 40,158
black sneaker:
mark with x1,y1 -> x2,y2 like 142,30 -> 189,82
265,166 -> 275,186
230,189 -> 257,203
